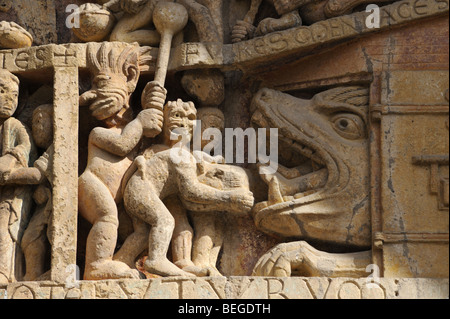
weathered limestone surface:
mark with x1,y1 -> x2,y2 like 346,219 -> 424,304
0,277 -> 448,299
0,0 -> 448,299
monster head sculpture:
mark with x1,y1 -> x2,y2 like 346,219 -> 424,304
251,87 -> 371,248
80,42 -> 141,127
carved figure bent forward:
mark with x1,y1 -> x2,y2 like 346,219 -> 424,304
123,99 -> 254,277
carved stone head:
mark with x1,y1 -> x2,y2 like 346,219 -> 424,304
80,43 -> 141,127
251,87 -> 371,248
32,104 -> 53,150
163,99 -> 197,147
0,69 -> 19,119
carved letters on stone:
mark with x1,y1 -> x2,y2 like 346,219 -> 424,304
0,0 -> 448,299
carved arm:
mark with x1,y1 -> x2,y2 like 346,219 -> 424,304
174,151 -> 254,212
89,119 -> 144,157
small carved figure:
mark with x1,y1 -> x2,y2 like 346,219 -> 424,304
114,98 -> 198,276
0,21 -> 33,49
0,69 -> 35,284
4,104 -> 54,281
72,3 -> 116,42
189,107 -> 226,276
251,86 -> 372,277
78,43 -> 166,280
109,0 -> 164,46
178,0 -> 223,43
73,0 -> 168,46
123,99 -> 254,277
232,0 -> 393,43
115,106 -> 233,277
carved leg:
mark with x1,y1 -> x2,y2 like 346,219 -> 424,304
324,0 -> 393,18
109,2 -> 161,46
272,0 -> 314,15
231,0 -> 262,43
166,196 -> 196,272
191,211 -> 224,277
79,172 -> 140,280
113,217 -> 149,270
124,177 -> 194,277
178,0 -> 220,42
253,241 -> 372,277
255,10 -> 302,37
0,202 -> 13,284
21,209 -> 48,281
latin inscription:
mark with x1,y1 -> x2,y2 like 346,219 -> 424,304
234,0 -> 449,63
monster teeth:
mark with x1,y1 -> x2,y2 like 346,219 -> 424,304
311,153 -> 326,166
291,141 -> 326,166
311,160 -> 321,171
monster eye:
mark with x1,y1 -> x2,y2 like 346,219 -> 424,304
332,114 -> 365,140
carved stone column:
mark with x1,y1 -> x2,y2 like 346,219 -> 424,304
50,46 -> 79,283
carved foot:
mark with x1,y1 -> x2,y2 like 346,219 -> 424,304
181,262 -> 224,277
84,260 -> 141,280
255,11 -> 302,37
202,266 -> 224,278
177,264 -> 223,277
145,258 -> 195,278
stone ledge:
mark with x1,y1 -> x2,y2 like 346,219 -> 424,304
1,277 -> 448,299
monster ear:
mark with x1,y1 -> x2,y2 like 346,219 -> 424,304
126,64 -> 139,93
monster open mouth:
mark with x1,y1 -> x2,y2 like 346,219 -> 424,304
252,111 -> 340,213
280,136 -> 329,194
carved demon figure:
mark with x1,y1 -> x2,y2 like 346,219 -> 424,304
251,87 -> 372,277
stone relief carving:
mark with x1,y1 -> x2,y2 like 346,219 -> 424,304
0,21 -> 33,49
78,42 -> 166,280
123,99 -> 254,277
251,87 -> 372,277
0,69 -> 36,284
0,0 -> 448,300
231,0 -> 395,43
5,104 -> 54,282
73,0 -> 161,45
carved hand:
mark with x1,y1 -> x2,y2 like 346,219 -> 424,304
137,108 -> 164,138
34,155 -> 49,174
227,189 -> 255,213
0,154 -> 16,174
0,154 -> 17,185
142,81 -> 167,111
231,20 -> 256,43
